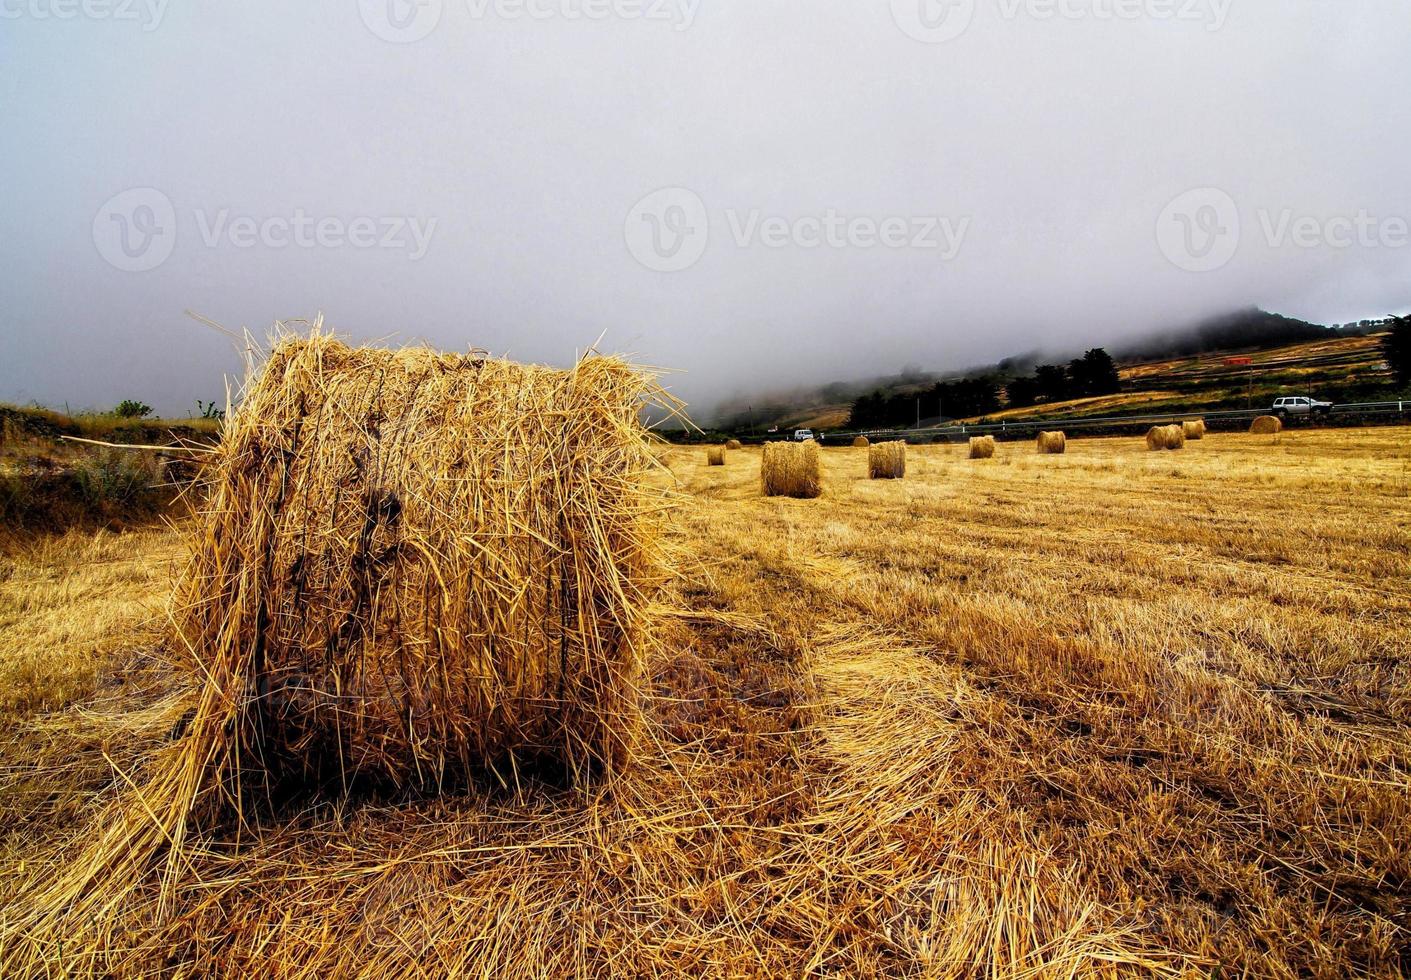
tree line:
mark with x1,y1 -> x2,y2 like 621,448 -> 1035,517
845,348 -> 1121,429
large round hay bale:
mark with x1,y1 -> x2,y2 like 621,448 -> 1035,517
1145,425 -> 1168,451
868,441 -> 906,479
1182,419 -> 1206,440
1036,431 -> 1066,454
725,439 -> 742,450
171,335 -> 668,795
968,435 -> 996,459
1250,415 -> 1282,434
761,440 -> 821,498
852,435 -> 870,448
706,446 -> 725,466
1164,424 -> 1185,450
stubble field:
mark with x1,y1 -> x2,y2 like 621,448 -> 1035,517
1,428 -> 1408,976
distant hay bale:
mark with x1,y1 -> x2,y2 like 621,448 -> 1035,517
1036,431 -> 1066,454
1182,419 -> 1206,440
968,435 -> 996,459
761,440 -> 822,498
706,446 -> 725,466
725,439 -> 742,450
1250,415 -> 1283,434
1147,424 -> 1185,450
868,441 -> 906,479
852,435 -> 870,448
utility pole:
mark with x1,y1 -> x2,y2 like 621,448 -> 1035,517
915,397 -> 920,430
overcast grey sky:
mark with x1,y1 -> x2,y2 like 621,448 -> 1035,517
2,0 -> 1409,419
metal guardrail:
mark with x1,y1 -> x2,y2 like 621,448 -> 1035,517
834,400 -> 1410,443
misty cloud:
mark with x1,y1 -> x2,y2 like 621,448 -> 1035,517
1,1 -> 1408,421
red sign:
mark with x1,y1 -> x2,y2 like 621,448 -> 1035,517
1226,357 -> 1253,366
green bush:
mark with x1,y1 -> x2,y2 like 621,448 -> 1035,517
114,399 -> 152,419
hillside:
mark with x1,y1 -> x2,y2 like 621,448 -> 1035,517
713,317 -> 1396,435
958,332 -> 1393,424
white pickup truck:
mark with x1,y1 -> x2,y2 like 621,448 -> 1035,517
1271,396 -> 1333,420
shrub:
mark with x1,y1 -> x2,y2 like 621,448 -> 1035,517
73,449 -> 158,507
114,400 -> 152,419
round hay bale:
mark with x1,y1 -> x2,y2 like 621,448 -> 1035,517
867,441 -> 906,479
968,435 -> 996,460
1036,431 -> 1066,454
706,446 -> 725,466
725,439 -> 742,450
852,435 -> 870,448
761,440 -> 821,498
1250,415 -> 1282,434
171,335 -> 669,796
1145,425 -> 1168,451
1182,419 -> 1206,440
1163,423 -> 1186,450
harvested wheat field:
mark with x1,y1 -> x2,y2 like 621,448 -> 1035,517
2,428 -> 1410,977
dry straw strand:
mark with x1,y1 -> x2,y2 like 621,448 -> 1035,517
867,441 -> 906,479
969,435 -> 996,460
1036,431 -> 1066,454
761,441 -> 822,498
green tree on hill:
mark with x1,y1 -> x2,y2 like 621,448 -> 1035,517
1034,365 -> 1070,402
1384,316 -> 1411,386
1067,348 -> 1121,397
114,399 -> 152,419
